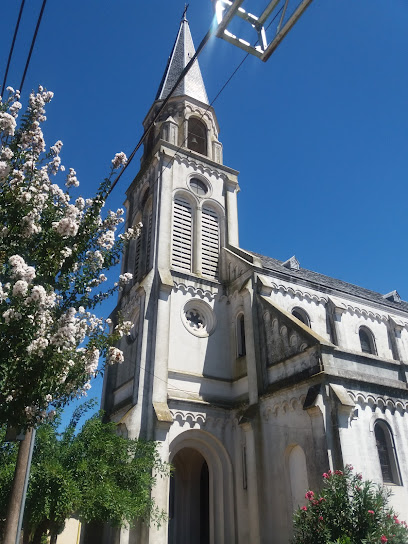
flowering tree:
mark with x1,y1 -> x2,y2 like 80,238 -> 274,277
292,465 -> 408,544
0,86 -> 140,430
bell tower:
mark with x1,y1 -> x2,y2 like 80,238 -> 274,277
102,12 -> 241,543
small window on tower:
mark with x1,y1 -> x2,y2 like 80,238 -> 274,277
189,178 -> 208,196
188,118 -> 207,155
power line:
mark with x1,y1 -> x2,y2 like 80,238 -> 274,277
108,5 -> 284,201
1,0 -> 26,93
20,0 -> 47,93
108,26 -> 213,196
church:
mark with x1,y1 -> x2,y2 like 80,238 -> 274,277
100,13 -> 408,544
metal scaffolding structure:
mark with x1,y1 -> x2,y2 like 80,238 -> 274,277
213,0 -> 313,61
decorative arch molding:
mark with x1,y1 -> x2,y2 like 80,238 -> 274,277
347,391 -> 408,415
169,429 -> 236,544
266,281 -> 327,305
265,281 -> 408,326
262,394 -> 307,420
173,282 -> 218,301
170,409 -> 234,430
173,153 -> 228,180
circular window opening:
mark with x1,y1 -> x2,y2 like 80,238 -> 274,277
181,299 -> 216,337
189,178 -> 208,196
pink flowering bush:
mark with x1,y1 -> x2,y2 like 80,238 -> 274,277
292,465 -> 408,544
0,87 -> 141,429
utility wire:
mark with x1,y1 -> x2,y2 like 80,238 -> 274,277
1,0 -> 25,93
108,5 -> 284,201
20,0 -> 47,93
108,26 -> 213,196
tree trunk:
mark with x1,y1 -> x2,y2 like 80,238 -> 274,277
31,520 -> 49,544
3,430 -> 35,544
22,526 -> 31,544
50,532 -> 58,544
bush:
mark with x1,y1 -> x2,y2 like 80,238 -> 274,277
292,465 -> 408,544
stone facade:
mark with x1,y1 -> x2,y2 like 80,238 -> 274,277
101,16 -> 408,544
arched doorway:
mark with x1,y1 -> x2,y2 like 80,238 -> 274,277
168,448 -> 209,544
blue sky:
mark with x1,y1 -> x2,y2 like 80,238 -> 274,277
1,0 -> 408,423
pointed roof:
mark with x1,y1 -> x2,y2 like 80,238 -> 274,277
155,14 -> 209,105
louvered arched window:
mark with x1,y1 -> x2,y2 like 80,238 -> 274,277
201,206 -> 219,278
172,196 -> 193,272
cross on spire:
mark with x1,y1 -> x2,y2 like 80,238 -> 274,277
182,4 -> 189,21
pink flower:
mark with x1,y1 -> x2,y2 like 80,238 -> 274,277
334,470 -> 343,476
357,473 -> 363,480
368,510 -> 374,515
305,491 -> 314,500
301,506 -> 307,512
322,473 -> 329,479
393,516 -> 400,524
319,516 -> 323,521
381,536 -> 388,543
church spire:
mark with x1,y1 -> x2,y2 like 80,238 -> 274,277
155,11 -> 209,105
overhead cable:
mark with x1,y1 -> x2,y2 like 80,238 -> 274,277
1,0 -> 26,93
20,0 -> 47,93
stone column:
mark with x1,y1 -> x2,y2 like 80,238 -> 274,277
152,273 -> 173,405
243,287 -> 258,405
149,425 -> 171,544
225,179 -> 239,247
240,422 -> 261,544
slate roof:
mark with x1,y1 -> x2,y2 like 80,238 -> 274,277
250,251 -> 408,314
155,16 -> 209,104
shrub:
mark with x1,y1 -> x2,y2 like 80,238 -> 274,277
292,465 -> 408,544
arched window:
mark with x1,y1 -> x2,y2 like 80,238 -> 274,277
201,206 -> 219,278
292,307 -> 311,327
188,118 -> 207,156
172,196 -> 193,272
359,326 -> 376,355
374,421 -> 401,485
236,313 -> 246,357
134,191 -> 153,283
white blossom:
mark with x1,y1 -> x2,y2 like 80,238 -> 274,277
111,152 -> 127,169
107,347 -> 124,365
0,147 -> 13,160
66,168 -> 79,188
114,320 -> 134,337
12,280 -> 28,297
0,112 -> 17,136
